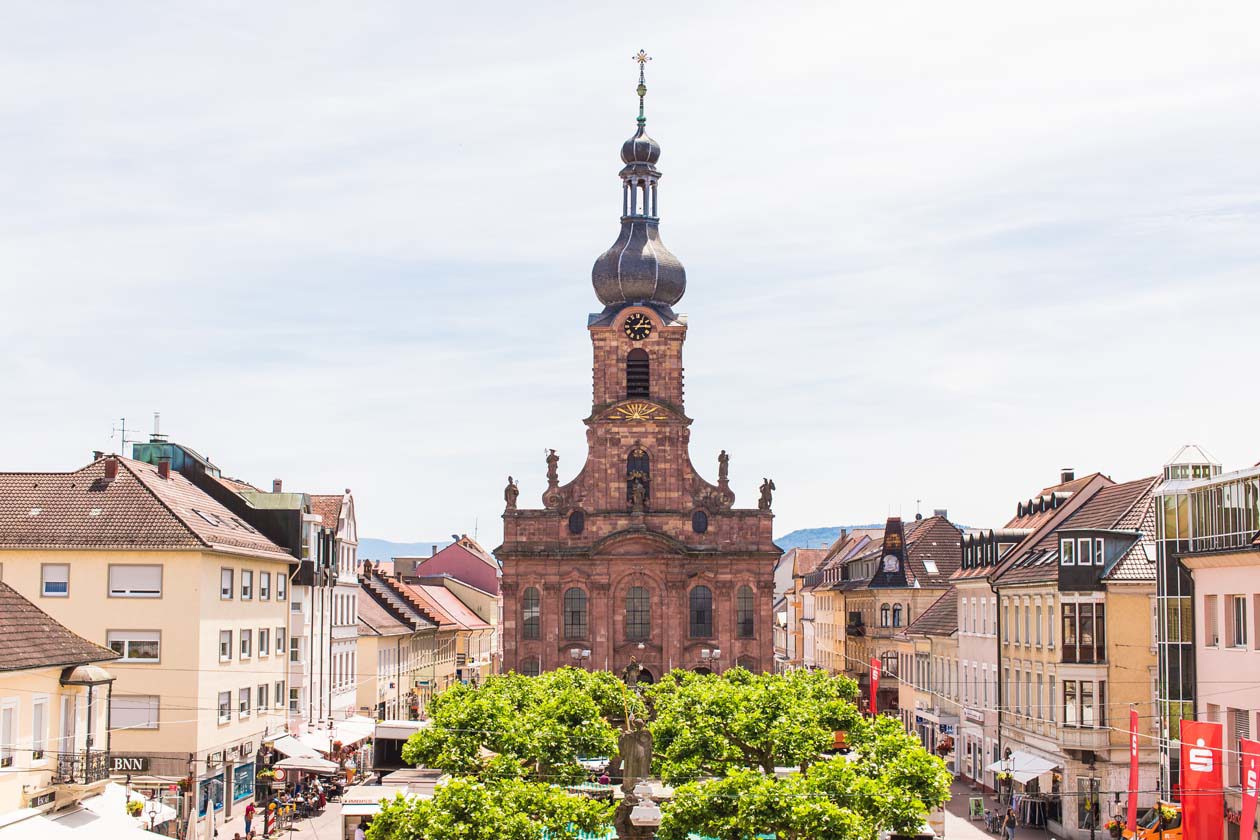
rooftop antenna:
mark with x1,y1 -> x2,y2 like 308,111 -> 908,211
473,517 -> 479,542
110,418 -> 139,458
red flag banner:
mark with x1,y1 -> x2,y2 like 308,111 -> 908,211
1128,708 -> 1140,833
1240,737 -> 1260,840
869,657 -> 880,714
1180,719 -> 1224,840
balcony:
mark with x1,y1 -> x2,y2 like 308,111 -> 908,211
53,750 -> 110,786
1058,727 -> 1109,751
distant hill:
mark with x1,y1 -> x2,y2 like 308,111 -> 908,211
358,538 -> 453,561
775,526 -> 883,551
777,521 -> 973,551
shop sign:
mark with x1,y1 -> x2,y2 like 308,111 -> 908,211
110,756 -> 151,773
964,707 -> 984,724
29,792 -> 56,808
233,762 -> 255,802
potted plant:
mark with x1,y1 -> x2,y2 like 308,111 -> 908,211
1157,804 -> 1177,828
1104,819 -> 1124,838
126,799 -> 144,818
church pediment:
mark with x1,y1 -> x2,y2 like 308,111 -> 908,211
591,528 -> 690,558
591,400 -> 689,425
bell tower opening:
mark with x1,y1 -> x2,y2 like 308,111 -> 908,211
626,349 -> 650,398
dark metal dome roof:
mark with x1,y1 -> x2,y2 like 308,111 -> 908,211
621,126 -> 661,165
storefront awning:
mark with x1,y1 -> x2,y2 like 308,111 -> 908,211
987,750 -> 1059,784
297,715 -> 377,753
272,735 -> 322,759
274,756 -> 339,775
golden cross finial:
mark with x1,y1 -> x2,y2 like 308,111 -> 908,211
633,50 -> 651,126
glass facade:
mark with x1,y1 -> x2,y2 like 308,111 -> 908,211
1153,452 -> 1258,797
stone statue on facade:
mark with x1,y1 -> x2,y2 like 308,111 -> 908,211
758,478 -> 775,511
718,449 -> 730,484
504,476 -> 518,511
618,716 -> 653,793
630,479 -> 646,513
546,449 -> 559,487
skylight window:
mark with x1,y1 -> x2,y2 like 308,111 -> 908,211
29,508 -> 41,517
88,508 -> 101,517
922,559 -> 938,575
192,509 -> 221,526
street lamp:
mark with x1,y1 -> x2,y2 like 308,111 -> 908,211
629,780 -> 662,828
570,649 -> 592,669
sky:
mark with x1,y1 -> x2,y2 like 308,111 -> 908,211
2,2 -> 1259,546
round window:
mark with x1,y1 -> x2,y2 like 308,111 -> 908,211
691,510 -> 709,534
568,510 -> 585,535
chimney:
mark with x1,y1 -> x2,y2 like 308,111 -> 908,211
158,458 -> 171,480
1061,468 -> 1075,484
103,456 -> 119,482
92,450 -> 104,461
272,479 -> 283,493
431,544 -> 438,556
933,508 -> 948,519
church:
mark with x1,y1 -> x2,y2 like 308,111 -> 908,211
496,57 -> 780,682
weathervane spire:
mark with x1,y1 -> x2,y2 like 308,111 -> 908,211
633,49 -> 651,127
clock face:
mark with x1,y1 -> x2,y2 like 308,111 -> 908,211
623,312 -> 652,341
882,554 -> 900,573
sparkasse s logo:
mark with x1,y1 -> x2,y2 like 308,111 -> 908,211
1188,738 -> 1214,773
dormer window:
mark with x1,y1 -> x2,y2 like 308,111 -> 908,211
1060,539 -> 1075,565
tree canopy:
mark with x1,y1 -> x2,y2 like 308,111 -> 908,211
657,715 -> 952,840
366,777 -> 613,840
646,666 -> 861,782
385,668 -> 948,840
402,668 -> 646,785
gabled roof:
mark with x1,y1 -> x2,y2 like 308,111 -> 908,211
359,573 -> 438,634
357,585 -> 414,637
905,588 -> 958,638
788,547 -> 828,577
839,516 -> 961,590
0,583 -> 119,672
0,456 -> 292,561
309,494 -> 344,531
399,582 -> 490,632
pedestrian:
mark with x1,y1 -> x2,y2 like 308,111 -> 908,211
354,820 -> 367,840
1004,807 -> 1017,840
244,801 -> 256,836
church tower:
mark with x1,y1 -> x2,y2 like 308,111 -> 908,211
497,54 -> 779,681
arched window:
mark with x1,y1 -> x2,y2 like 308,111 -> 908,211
521,656 -> 541,678
736,585 -> 755,638
736,655 -> 757,672
626,448 -> 650,503
625,586 -> 651,640
522,587 -> 541,640
880,603 -> 891,627
563,588 -> 588,639
626,349 -> 650,398
689,586 -> 713,638
892,604 -> 903,627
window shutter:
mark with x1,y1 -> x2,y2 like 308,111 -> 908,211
110,565 -> 162,596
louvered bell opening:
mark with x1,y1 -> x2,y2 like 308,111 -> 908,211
626,349 -> 650,398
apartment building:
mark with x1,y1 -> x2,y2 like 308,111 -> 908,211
0,455 -> 292,821
808,529 -> 880,676
841,515 -> 962,713
992,473 -> 1160,840
355,582 -> 438,721
0,583 -> 118,815
895,588 -> 960,768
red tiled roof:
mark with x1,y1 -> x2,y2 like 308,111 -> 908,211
838,516 -> 961,590
404,583 -> 490,631
0,582 -> 119,672
309,494 -> 343,531
0,456 -> 292,561
789,548 -> 828,577
357,585 -> 413,637
905,588 -> 958,637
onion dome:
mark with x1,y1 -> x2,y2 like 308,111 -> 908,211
592,51 -> 686,309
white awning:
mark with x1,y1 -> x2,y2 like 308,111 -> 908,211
82,783 -> 177,827
0,803 -> 169,839
297,715 -> 377,753
375,720 -> 427,740
986,750 -> 1059,784
341,803 -> 384,817
272,734 -> 322,759
274,756 -> 340,774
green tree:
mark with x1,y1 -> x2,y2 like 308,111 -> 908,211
402,668 -> 644,785
656,712 -> 952,840
366,777 -> 613,840
646,667 -> 860,782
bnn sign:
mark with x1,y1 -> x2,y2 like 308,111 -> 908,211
109,756 -> 150,773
